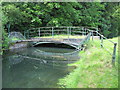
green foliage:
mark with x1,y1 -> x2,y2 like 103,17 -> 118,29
1,2 -> 9,54
3,4 -> 22,25
102,3 -> 119,37
58,37 -> 118,88
2,3 -> 30,33
112,5 -> 120,35
80,2 -> 105,27
2,30 -> 10,50
113,6 -> 120,19
2,2 -> 119,37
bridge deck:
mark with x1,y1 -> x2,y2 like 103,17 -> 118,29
16,37 -> 83,46
16,33 -> 91,49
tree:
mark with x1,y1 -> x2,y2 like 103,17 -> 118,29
2,2 -> 120,38
2,3 -> 29,33
112,4 -> 120,36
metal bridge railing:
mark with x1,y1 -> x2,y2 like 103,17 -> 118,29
24,26 -> 93,39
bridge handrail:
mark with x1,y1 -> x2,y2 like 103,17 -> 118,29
26,26 -> 98,30
24,26 -> 98,38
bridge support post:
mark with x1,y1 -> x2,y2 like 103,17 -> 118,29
112,43 -> 117,66
38,28 -> 40,37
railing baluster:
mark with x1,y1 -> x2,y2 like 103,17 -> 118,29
52,27 -> 54,38
67,27 -> 69,39
69,27 -> 71,35
38,28 -> 40,37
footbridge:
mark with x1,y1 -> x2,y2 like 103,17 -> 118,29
16,26 -> 98,49
9,26 -> 117,65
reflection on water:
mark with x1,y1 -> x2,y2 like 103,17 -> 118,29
2,47 -> 80,88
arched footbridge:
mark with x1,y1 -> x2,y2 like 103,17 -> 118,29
15,26 -> 97,49
9,26 -> 117,65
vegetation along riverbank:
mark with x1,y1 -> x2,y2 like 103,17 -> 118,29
58,37 -> 118,88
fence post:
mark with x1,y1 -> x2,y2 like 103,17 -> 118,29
101,36 -> 103,48
112,43 -> 117,66
92,30 -> 94,40
52,27 -> 54,38
38,28 -> 40,37
96,28 -> 98,36
85,28 -> 86,35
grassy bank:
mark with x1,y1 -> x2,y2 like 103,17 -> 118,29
58,37 -> 118,88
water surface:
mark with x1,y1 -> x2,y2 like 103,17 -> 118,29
2,47 -> 80,88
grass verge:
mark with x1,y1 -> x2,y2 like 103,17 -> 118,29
58,37 -> 118,88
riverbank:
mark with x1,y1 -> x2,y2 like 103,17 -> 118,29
58,37 -> 118,88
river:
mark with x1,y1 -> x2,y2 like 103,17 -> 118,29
2,46 -> 80,88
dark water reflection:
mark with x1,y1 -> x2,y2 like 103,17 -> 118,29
2,47 -> 80,88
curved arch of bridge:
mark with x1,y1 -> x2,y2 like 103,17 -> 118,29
32,42 -> 78,49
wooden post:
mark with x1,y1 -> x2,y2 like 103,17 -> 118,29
112,43 -> 117,66
38,28 -> 40,37
52,27 -> 54,38
100,36 -> 103,48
